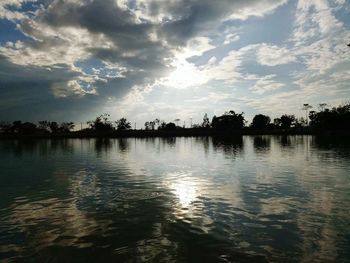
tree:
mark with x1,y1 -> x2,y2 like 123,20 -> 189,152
294,117 -> 307,128
38,121 -> 50,131
251,114 -> 271,129
144,121 -> 150,130
0,122 -> 12,134
20,122 -> 38,134
158,120 -> 167,130
211,111 -> 245,130
87,113 -> 114,132
154,118 -> 160,129
274,115 -> 296,129
150,121 -> 156,130
309,103 -> 350,130
116,118 -> 131,130
202,113 -> 210,128
11,121 -> 22,133
164,122 -> 176,130
59,122 -> 75,133
145,121 -> 155,130
302,104 -> 313,125
49,121 -> 59,133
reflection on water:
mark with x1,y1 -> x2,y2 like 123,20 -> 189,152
1,136 -> 350,262
169,174 -> 198,208
253,136 -> 271,154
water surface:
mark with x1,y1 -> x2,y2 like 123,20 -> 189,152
0,136 -> 350,262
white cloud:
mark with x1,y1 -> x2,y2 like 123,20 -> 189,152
250,75 -> 285,94
133,0 -> 288,23
51,80 -> 97,98
257,44 -> 297,66
0,0 -> 35,20
201,45 -> 258,83
224,33 -> 240,45
179,37 -> 215,59
228,0 -> 288,20
293,0 -> 343,44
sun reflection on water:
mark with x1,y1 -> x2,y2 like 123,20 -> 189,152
171,179 -> 198,208
166,172 -> 202,211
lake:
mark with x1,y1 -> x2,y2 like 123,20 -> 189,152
0,136 -> 350,262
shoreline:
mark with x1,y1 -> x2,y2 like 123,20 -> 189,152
0,128 -> 348,139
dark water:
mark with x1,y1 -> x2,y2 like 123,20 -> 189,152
0,136 -> 350,262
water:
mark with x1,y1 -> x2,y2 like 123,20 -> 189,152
0,136 -> 350,262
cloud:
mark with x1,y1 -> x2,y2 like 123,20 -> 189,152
0,0 -> 349,122
0,0 -> 34,20
249,75 -> 285,94
51,80 -> 97,98
200,45 -> 257,83
256,44 -> 297,66
292,0 -> 343,45
244,0 -> 350,115
0,0 -> 288,104
224,33 -> 240,45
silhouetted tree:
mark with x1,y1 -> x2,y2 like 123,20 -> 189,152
59,122 -> 75,133
87,113 -> 114,132
294,117 -> 307,128
309,103 -> 350,130
274,115 -> 296,129
3,103 -> 350,137
158,120 -> 167,130
154,118 -> 160,129
38,121 -> 50,131
0,122 -> 12,134
49,122 -> 59,133
21,122 -> 37,134
7,121 -> 38,134
0,120 -> 73,135
164,122 -> 176,130
251,114 -> 271,129
116,118 -> 131,130
144,121 -> 156,130
202,113 -> 210,128
212,111 -> 245,130
12,121 -> 22,133
144,121 -> 150,130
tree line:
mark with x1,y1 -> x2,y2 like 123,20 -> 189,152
0,103 -> 349,136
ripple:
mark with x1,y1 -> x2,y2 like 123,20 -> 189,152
1,136 -> 350,262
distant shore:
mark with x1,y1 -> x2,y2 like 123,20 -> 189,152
2,103 -> 349,139
1,128 -> 348,139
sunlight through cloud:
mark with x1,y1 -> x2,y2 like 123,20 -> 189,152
162,60 -> 208,89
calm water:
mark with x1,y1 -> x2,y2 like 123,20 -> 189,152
0,136 -> 350,262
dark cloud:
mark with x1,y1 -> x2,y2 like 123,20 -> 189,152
0,55 -> 87,120
154,0 -> 287,45
39,0 -> 157,52
0,54 -> 159,120
0,55 -> 78,84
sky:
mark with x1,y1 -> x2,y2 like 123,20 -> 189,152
0,0 -> 350,126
